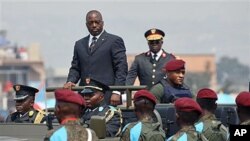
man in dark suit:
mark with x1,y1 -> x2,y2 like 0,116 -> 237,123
126,28 -> 175,89
63,10 -> 128,106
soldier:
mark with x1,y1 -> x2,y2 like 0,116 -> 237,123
126,28 -> 175,89
5,84 -> 46,123
195,88 -> 229,141
167,97 -> 206,141
80,79 -> 122,137
44,89 -> 98,141
120,90 -> 165,141
235,91 -> 250,125
150,59 -> 192,103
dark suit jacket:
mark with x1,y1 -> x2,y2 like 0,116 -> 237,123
126,50 -> 175,89
67,31 -> 128,87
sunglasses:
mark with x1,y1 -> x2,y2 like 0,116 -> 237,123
148,40 -> 162,45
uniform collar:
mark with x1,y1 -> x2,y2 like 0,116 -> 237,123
151,49 -> 163,61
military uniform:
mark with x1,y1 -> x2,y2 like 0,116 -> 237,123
45,89 -> 97,141
44,119 -> 98,141
121,120 -> 165,141
150,59 -> 192,103
82,103 -> 122,137
121,90 -> 165,141
167,125 -> 205,141
5,84 -> 46,124
150,79 -> 192,103
195,88 -> 229,141
126,28 -> 175,89
126,50 -> 175,89
168,98 -> 207,141
195,113 -> 229,141
235,91 -> 250,125
6,109 -> 46,123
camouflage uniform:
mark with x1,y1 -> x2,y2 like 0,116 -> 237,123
167,125 -> 206,141
195,113 -> 229,141
120,119 -> 165,141
6,109 -> 46,124
82,104 -> 122,137
241,119 -> 250,125
44,119 -> 98,141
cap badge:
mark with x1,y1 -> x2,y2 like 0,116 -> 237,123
85,78 -> 91,84
15,85 -> 20,91
151,29 -> 156,34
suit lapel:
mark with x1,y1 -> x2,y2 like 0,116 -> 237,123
90,31 -> 107,54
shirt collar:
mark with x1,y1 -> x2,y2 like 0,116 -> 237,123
151,49 -> 163,61
89,30 -> 104,41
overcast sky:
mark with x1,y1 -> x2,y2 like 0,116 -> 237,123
0,0 -> 249,69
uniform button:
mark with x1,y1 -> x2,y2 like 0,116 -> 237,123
153,64 -> 156,67
152,75 -> 155,78
153,69 -> 156,72
152,82 -> 155,84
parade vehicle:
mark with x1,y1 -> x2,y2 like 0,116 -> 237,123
0,85 -> 243,141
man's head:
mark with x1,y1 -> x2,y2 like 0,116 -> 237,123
13,84 -> 38,114
86,10 -> 104,36
174,97 -> 202,126
165,59 -> 185,86
144,28 -> 165,54
133,90 -> 156,119
196,88 -> 218,113
80,79 -> 109,109
54,89 -> 86,123
235,91 -> 250,123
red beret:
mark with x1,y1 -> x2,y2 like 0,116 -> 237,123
134,90 -> 157,105
55,89 -> 85,106
165,59 -> 185,71
174,97 -> 202,115
197,88 -> 217,100
236,91 -> 250,107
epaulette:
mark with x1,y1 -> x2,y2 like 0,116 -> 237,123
34,109 -> 46,124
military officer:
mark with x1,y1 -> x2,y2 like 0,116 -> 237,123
235,91 -> 250,125
44,89 -> 98,141
167,97 -> 206,141
150,59 -> 192,103
195,88 -> 229,141
120,90 -> 165,141
126,28 -> 175,89
80,79 -> 122,137
5,84 -> 46,123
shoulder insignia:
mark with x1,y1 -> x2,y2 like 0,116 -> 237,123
162,52 -> 166,58
145,51 -> 151,56
98,106 -> 104,112
34,110 -> 46,124
29,111 -> 34,117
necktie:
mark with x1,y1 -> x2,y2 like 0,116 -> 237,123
153,54 -> 157,62
89,36 -> 97,52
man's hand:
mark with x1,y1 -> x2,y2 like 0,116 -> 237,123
63,82 -> 76,89
110,93 -> 121,106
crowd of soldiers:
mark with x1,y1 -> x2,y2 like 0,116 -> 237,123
3,81 -> 250,141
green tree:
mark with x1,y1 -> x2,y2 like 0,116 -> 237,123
217,56 -> 250,93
